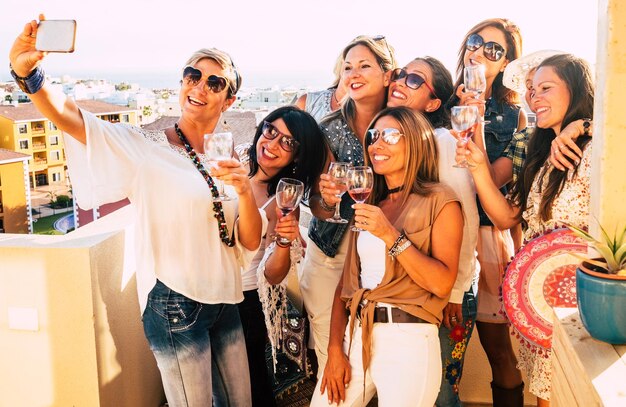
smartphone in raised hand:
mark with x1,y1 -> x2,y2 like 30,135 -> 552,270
35,20 -> 77,53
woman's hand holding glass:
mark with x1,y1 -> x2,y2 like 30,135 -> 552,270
454,136 -> 486,169
451,106 -> 480,168
210,158 -> 251,196
274,178 -> 304,245
351,202 -> 395,240
455,84 -> 486,118
347,166 -> 374,231
323,161 -> 351,223
205,132 -> 235,201
272,207 -> 300,245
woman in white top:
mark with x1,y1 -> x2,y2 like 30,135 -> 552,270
386,56 -> 479,406
238,106 -> 327,406
10,16 -> 265,407
312,107 -> 463,407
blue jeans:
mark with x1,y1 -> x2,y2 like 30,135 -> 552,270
436,289 -> 477,407
142,280 -> 251,407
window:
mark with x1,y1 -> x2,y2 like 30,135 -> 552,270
264,97 -> 269,103
122,114 -> 130,123
52,172 -> 62,182
50,136 -> 59,145
50,150 -> 61,161
49,122 -> 58,131
19,139 -> 29,149
0,219 -> 4,233
18,124 -> 28,134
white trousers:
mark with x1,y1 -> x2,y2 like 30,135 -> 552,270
299,236 -> 350,378
310,320 -> 442,407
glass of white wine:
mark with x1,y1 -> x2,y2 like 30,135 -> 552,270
204,132 -> 234,201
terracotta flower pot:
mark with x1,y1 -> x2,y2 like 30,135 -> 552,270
576,260 -> 626,344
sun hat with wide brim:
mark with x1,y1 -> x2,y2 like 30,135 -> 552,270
503,50 -> 564,94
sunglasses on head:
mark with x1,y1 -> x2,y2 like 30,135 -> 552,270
367,128 -> 405,145
262,121 -> 300,152
465,34 -> 506,62
390,68 -> 438,99
182,66 -> 229,94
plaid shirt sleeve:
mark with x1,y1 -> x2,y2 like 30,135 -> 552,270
502,128 -> 530,183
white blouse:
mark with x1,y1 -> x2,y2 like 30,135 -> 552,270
64,110 -> 266,312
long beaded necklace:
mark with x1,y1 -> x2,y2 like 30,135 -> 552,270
174,123 -> 235,247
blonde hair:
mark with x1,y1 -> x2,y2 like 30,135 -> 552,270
184,48 -> 242,97
364,106 -> 439,207
323,35 -> 397,133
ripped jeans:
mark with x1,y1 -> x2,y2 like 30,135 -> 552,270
142,280 -> 251,407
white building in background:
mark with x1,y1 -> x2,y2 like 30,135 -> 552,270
238,87 -> 292,110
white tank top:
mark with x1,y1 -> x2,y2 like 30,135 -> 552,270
357,231 -> 387,290
241,196 -> 275,291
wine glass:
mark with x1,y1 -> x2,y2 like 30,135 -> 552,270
325,161 -> 351,224
274,178 -> 305,245
347,166 -> 373,232
451,106 -> 479,168
464,64 -> 487,99
204,132 -> 234,201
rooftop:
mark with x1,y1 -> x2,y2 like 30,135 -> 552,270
0,100 -> 137,122
0,148 -> 30,164
142,110 -> 258,146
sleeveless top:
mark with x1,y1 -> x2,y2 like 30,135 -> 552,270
304,88 -> 334,122
308,116 -> 365,257
242,196 -> 275,291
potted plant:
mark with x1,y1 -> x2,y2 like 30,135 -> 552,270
567,223 -> 626,344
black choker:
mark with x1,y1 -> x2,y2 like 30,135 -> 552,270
388,185 -> 405,194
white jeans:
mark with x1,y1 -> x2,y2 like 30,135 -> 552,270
310,319 -> 442,407
299,237 -> 350,378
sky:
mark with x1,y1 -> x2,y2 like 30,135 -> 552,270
2,0 -> 599,89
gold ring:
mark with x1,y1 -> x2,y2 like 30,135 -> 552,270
29,34 -> 36,38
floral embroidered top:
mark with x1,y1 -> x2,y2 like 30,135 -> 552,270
522,144 -> 592,240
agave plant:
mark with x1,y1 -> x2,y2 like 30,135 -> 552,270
567,223 -> 626,275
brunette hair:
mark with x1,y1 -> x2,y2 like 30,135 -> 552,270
452,18 -> 523,105
248,106 -> 328,198
364,106 -> 439,207
413,56 -> 454,129
509,54 -> 594,221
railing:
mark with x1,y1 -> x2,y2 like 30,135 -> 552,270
32,143 -> 47,151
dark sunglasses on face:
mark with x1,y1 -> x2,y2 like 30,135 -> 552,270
262,121 -> 300,152
367,128 -> 405,145
390,68 -> 438,99
465,34 -> 506,62
182,66 -> 229,93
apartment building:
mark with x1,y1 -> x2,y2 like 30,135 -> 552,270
0,100 -> 138,188
0,148 -> 31,234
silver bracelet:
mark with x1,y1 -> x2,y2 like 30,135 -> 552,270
320,197 -> 336,212
389,237 -> 412,258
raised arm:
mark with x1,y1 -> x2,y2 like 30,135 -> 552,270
9,16 -> 86,143
457,139 -> 522,229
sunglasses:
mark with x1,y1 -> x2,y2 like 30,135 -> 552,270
390,68 -> 438,99
465,34 -> 506,62
262,121 -> 300,152
182,66 -> 229,94
367,128 -> 405,145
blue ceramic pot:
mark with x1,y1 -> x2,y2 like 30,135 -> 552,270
576,261 -> 626,344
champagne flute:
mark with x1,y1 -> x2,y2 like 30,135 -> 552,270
325,161 -> 351,224
347,166 -> 374,232
204,132 -> 234,201
274,178 -> 305,245
451,106 -> 479,168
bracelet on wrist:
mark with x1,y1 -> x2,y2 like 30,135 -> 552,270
275,239 -> 291,248
320,197 -> 337,212
389,236 -> 412,258
388,232 -> 406,253
10,65 -> 46,94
